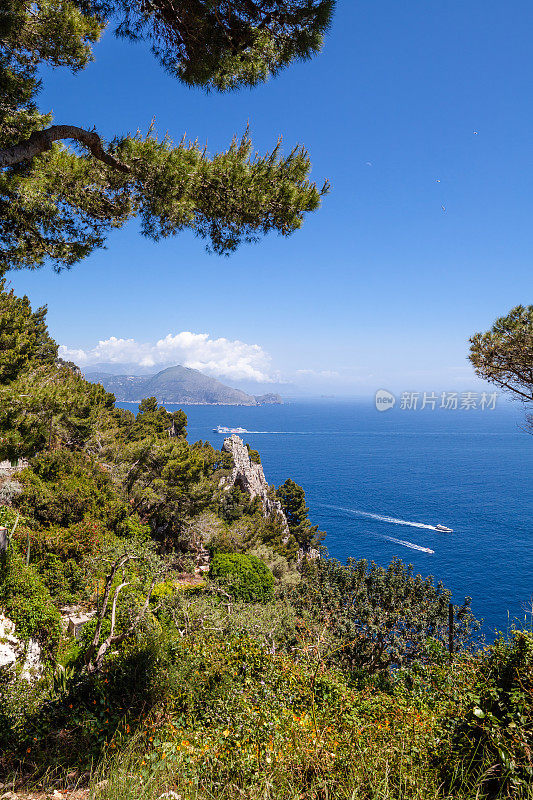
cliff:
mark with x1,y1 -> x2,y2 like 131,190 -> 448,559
221,435 -> 289,536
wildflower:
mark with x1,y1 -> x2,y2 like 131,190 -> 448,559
26,748 -> 31,753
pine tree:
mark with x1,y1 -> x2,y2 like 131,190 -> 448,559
276,477 -> 323,549
0,1 -> 333,273
0,278 -> 57,383
469,305 -> 533,432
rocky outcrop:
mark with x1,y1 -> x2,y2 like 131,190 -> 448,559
0,613 -> 42,681
253,393 -> 283,405
222,435 -> 289,536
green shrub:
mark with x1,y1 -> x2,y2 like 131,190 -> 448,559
245,443 -> 261,464
217,487 -> 262,523
0,505 -> 21,529
16,450 -> 114,526
0,549 -> 62,654
444,630 -> 533,796
11,518 -> 105,605
209,553 -> 274,602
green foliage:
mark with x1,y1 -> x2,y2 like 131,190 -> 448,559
469,304 -> 533,431
15,449 -> 115,526
0,363 -> 119,460
217,486 -> 262,523
0,670 -> 45,752
248,544 -> 300,590
12,517 -> 105,604
276,477 -> 323,549
246,443 -> 261,464
0,278 -> 57,383
209,552 -> 274,602
132,398 -> 187,440
94,0 -> 335,91
1,0 -> 329,274
290,556 -> 478,678
0,548 -> 61,653
444,631 -> 533,796
0,504 -> 21,529
121,435 -> 222,542
85,628 -> 443,800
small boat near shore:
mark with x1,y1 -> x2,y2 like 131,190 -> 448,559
434,524 -> 453,532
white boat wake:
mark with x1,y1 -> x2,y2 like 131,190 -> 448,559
214,429 -> 303,435
315,502 -> 435,553
379,535 -> 434,554
318,502 -> 438,530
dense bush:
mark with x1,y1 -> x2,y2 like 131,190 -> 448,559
209,552 -> 274,602
16,450 -> 115,526
290,556 -> 479,678
0,549 -> 62,654
444,630 -> 533,796
11,517 -> 107,605
217,486 -> 262,523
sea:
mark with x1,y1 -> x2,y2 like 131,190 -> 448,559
118,398 -> 533,637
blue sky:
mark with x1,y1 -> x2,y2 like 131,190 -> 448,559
6,0 -> 533,395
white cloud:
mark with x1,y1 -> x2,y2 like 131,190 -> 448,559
59,332 -> 274,383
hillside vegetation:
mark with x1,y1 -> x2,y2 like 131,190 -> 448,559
0,285 -> 532,800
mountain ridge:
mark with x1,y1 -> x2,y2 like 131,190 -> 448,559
86,364 -> 282,405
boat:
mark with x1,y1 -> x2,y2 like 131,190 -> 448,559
213,425 -> 248,434
434,524 -> 453,532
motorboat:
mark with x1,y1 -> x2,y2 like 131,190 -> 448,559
434,524 -> 453,532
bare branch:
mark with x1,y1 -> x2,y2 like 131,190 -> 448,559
0,125 -> 131,173
85,554 -> 161,674
85,553 -> 138,669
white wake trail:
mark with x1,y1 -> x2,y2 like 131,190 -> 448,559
316,502 -> 435,553
380,535 -> 434,554
319,503 -> 438,530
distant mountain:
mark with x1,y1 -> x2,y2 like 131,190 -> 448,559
86,365 -> 282,406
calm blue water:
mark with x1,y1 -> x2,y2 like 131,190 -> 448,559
119,399 -> 533,635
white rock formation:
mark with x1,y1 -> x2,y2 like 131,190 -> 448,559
0,612 -> 43,681
0,614 -> 19,669
222,435 -> 289,536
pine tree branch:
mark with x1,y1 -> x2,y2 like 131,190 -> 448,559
0,125 -> 131,173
